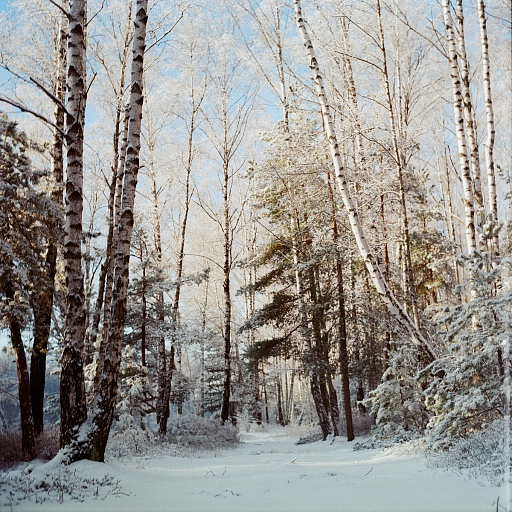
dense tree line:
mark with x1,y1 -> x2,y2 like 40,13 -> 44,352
0,0 -> 510,463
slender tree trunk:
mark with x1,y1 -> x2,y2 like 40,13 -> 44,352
455,0 -> 484,213
276,372 -> 285,426
294,0 -> 436,362
199,279 -> 208,417
327,172 -> 354,441
89,19 -> 132,363
6,283 -> 35,458
140,246 -> 147,368
339,15 -> 365,170
60,0 -> 88,448
30,4 -> 68,436
220,158 -> 233,423
478,0 -> 499,256
158,82 -> 200,432
94,105 -> 130,394
441,0 -> 477,260
376,0 -> 419,327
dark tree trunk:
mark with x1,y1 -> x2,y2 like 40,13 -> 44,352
326,172 -> 354,441
220,160 -> 232,424
30,305 -> 53,436
327,377 -> 340,437
276,375 -> 285,426
30,5 -> 67,436
7,284 -> 35,459
159,345 -> 175,436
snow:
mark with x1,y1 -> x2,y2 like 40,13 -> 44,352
2,427 -> 509,512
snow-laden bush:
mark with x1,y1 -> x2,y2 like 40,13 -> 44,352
0,461 -> 122,506
105,414 -> 185,462
167,415 -> 239,450
353,425 -> 421,451
426,419 -> 511,485
362,339 -> 428,435
425,255 -> 510,445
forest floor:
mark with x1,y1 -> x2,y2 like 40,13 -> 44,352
2,425 -> 509,512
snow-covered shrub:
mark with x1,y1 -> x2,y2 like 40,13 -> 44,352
0,462 -> 122,506
105,416 -> 185,462
425,255 -> 510,446
116,345 -> 150,427
167,415 -> 239,450
363,339 -> 428,435
426,419 -> 511,485
353,423 -> 421,451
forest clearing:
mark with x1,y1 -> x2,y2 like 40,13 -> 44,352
1,426 -> 506,511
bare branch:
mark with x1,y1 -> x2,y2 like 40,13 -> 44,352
46,0 -> 68,18
29,77 -> 69,115
146,11 -> 185,53
87,0 -> 106,26
0,95 -> 65,136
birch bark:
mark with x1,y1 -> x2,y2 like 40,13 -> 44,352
60,0 -> 88,448
89,0 -> 148,461
455,0 -> 484,212
441,0 -> 477,259
478,0 -> 499,255
293,0 -> 436,362
89,12 -> 133,370
63,0 -> 148,463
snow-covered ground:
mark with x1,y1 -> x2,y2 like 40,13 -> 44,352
2,426 -> 509,512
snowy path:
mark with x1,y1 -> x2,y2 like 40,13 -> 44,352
5,427 -> 507,512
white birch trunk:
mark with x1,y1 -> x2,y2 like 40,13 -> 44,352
441,0 -> 477,258
455,0 -> 484,213
64,0 -> 148,463
91,0 -> 148,461
60,0 -> 88,448
293,0 -> 436,361
478,0 -> 499,255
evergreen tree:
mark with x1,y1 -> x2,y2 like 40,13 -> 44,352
0,114 -> 58,457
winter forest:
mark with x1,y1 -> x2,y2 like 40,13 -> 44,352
0,0 -> 511,509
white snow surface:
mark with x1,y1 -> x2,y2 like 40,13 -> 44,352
2,426 -> 508,512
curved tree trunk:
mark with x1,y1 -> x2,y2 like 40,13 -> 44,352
94,104 -> 130,393
87,0 -> 148,462
90,14 -> 132,375
293,0 -> 436,362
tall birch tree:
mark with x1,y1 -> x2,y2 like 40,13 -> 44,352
293,0 -> 436,362
60,0 -> 88,448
